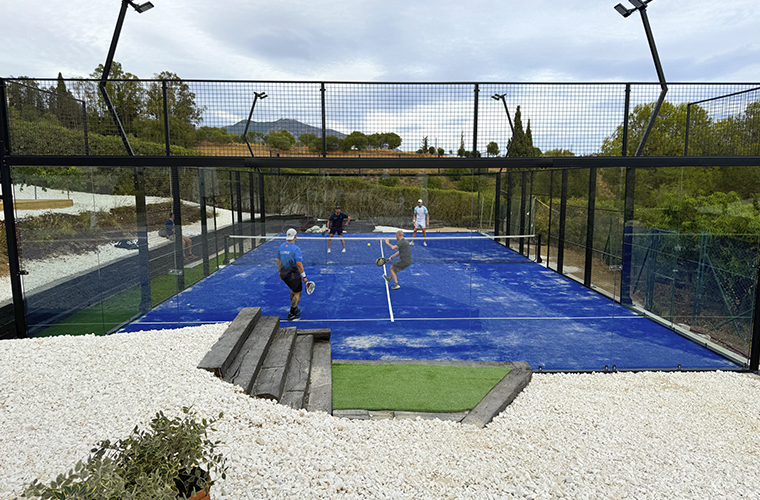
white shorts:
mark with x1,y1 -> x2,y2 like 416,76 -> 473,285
414,220 -> 427,229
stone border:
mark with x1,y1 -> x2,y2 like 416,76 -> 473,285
332,359 -> 532,427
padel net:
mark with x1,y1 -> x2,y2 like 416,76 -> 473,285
222,232 -> 539,267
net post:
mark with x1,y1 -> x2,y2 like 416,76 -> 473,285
536,234 -> 542,263
223,235 -> 230,265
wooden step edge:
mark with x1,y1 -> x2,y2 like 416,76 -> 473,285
279,334 -> 316,409
197,307 -> 262,377
222,316 -> 280,392
296,328 -> 331,341
305,339 -> 332,415
251,326 -> 299,400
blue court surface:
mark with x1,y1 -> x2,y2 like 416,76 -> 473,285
121,233 -> 739,371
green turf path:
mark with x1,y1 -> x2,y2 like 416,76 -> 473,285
332,363 -> 510,413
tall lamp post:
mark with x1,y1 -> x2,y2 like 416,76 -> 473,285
100,0 -> 155,311
614,0 -> 667,156
243,91 -> 268,157
100,0 -> 154,156
491,93 -> 515,136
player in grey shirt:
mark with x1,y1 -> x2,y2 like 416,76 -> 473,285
383,230 -> 411,289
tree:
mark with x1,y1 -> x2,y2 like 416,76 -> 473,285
78,62 -> 145,136
543,149 -> 574,157
600,101 -> 713,157
49,73 -> 82,129
265,130 -> 296,150
7,77 -> 47,121
437,147 -> 445,157
418,136 -> 430,154
486,141 -> 499,157
457,132 -> 466,157
340,131 -> 369,152
506,106 -> 533,157
383,132 -> 402,150
299,132 -> 319,148
525,120 -> 542,156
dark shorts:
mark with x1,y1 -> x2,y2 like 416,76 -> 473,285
392,260 -> 410,272
280,267 -> 303,293
329,227 -> 343,236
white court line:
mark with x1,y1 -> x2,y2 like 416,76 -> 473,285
290,315 -> 646,323
380,238 -> 395,322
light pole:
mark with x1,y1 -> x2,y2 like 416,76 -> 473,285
243,91 -> 268,157
491,93 -> 515,136
100,0 -> 154,156
492,93 -> 515,158
614,0 -> 668,156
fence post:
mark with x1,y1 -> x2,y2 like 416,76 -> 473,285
258,170 -> 266,235
584,167 -> 597,287
170,165 -> 185,291
494,169 -> 501,237
750,248 -> 760,370
135,167 -> 152,311
199,168 -> 210,277
472,84 -> 479,157
620,83 -> 635,304
0,78 -> 28,338
557,169 -> 569,274
519,172 -> 527,255
320,83 -> 327,158
547,170 -> 554,268
162,80 -> 170,156
505,171 -> 513,236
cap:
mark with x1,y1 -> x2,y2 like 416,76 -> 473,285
286,228 -> 297,241
417,199 -> 423,203
335,205 -> 341,209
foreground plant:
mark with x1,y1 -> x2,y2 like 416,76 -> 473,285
21,407 -> 227,500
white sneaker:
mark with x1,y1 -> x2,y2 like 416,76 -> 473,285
327,248 -> 331,253
409,241 -> 414,245
423,241 -> 427,246
383,275 -> 391,283
342,248 -> 346,253
391,283 -> 401,290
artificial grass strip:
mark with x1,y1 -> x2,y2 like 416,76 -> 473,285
332,363 -> 510,413
37,258 -> 220,337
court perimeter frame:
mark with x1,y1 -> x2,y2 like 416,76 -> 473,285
2,139 -> 760,370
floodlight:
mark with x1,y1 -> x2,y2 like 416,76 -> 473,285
128,0 -> 154,13
614,4 -> 632,17
628,0 -> 645,9
255,91 -> 268,99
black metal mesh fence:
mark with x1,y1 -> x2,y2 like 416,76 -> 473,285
5,79 -> 760,158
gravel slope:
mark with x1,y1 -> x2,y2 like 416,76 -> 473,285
1,327 -> 759,499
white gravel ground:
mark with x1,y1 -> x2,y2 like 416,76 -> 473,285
1,327 -> 759,499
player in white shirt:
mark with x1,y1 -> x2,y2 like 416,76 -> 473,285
411,199 -> 428,246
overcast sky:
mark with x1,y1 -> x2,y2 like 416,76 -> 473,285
2,0 -> 759,83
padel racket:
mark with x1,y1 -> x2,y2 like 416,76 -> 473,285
305,281 -> 316,295
376,257 -> 391,266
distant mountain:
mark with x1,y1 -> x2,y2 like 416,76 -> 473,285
223,118 -> 346,140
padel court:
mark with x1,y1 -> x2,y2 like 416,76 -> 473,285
121,232 -> 739,371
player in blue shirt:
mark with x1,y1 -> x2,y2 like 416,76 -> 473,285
327,205 -> 350,253
276,228 -> 307,320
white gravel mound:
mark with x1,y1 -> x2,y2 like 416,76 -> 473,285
1,327 -> 759,499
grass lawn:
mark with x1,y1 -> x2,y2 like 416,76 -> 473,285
332,363 -> 510,413
37,257 -> 221,337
